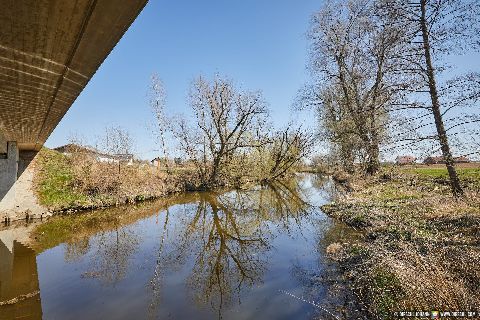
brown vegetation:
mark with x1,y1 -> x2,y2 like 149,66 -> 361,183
322,167 -> 480,318
34,147 -> 195,212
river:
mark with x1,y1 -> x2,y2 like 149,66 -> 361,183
0,174 -> 358,320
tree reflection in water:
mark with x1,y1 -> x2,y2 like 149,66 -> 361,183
148,180 -> 312,318
64,237 -> 90,263
148,208 -> 170,318
82,225 -> 140,285
52,179 -> 315,318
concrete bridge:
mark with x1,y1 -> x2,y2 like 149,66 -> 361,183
0,0 -> 148,218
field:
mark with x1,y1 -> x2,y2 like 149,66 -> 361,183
401,162 -> 480,176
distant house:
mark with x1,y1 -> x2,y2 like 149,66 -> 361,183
53,143 -> 92,155
423,156 -> 444,164
91,153 -> 133,165
112,153 -> 134,165
396,155 -> 416,165
454,156 -> 470,163
54,144 -> 133,165
96,153 -> 118,163
423,156 -> 470,164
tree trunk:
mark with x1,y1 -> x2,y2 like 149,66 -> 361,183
365,118 -> 380,175
419,0 -> 463,197
160,133 -> 170,175
366,143 -> 380,175
210,156 -> 221,186
341,145 -> 355,174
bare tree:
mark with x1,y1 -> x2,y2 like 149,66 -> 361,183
307,0 -> 409,175
380,0 -> 480,196
170,115 -> 209,184
99,125 -> 133,173
185,75 -> 269,185
149,74 -> 171,174
264,126 -> 314,182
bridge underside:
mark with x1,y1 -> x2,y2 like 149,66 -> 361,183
0,0 -> 147,217
0,0 -> 147,153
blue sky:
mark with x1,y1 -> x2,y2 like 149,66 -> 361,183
45,0 -> 322,159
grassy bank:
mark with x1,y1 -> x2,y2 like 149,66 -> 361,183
321,164 -> 480,319
33,147 -> 296,213
34,148 -> 191,212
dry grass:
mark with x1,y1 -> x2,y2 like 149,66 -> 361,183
34,147 -> 292,212
322,167 -> 480,319
34,148 -> 200,211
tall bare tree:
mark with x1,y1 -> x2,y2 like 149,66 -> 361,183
99,125 -> 133,173
380,0 -> 480,196
149,74 -> 171,174
308,0 -> 408,175
185,75 -> 269,185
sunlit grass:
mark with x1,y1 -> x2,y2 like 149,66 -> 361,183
35,148 -> 89,208
410,167 -> 480,179
403,166 -> 480,189
322,165 -> 480,317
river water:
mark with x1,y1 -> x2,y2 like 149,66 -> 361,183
0,174 -> 357,320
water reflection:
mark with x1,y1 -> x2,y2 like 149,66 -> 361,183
174,192 -> 271,315
87,226 -> 140,284
2,174 -> 357,319
0,231 -> 42,319
148,208 -> 170,318
64,237 -> 90,263
155,180 -> 318,318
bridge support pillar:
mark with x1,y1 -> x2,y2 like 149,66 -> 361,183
0,142 -> 18,213
0,143 -> 41,220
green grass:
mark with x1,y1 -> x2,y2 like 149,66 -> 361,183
410,167 -> 480,180
372,268 -> 404,318
409,167 -> 480,190
35,148 -> 89,208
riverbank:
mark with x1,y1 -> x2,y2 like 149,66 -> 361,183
32,148 -> 203,214
321,164 -> 480,319
2,174 -> 360,319
31,147 -> 286,215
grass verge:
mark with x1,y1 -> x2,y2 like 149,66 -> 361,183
322,165 -> 480,319
35,148 -> 89,208
33,148 -> 191,212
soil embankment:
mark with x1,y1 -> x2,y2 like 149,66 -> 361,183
31,148 -> 195,216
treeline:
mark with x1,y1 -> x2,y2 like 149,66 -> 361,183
303,0 -> 480,196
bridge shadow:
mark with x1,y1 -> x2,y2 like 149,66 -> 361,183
0,230 -> 42,319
